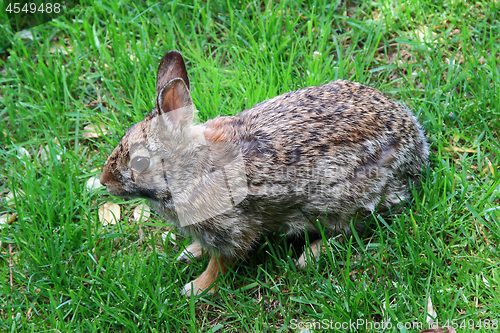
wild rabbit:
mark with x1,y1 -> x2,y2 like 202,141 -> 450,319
100,50 -> 429,296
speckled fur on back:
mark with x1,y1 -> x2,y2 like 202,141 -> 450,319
100,50 -> 429,295
198,79 -> 428,251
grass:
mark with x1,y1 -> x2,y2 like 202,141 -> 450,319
1,0 -> 499,331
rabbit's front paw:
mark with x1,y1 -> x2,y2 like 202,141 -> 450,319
181,278 -> 216,296
180,253 -> 230,296
177,242 -> 204,263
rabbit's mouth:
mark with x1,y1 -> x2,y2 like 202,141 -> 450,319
103,185 -> 133,199
100,181 -> 140,199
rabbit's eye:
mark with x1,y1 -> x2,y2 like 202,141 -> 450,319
131,156 -> 150,173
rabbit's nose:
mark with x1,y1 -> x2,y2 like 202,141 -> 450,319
100,164 -> 113,185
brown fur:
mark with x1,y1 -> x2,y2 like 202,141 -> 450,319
182,254 -> 230,296
100,50 -> 429,295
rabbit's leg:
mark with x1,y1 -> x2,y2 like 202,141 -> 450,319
181,253 -> 231,296
297,239 -> 326,269
177,241 -> 205,263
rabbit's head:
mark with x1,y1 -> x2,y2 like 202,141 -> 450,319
100,51 -> 209,211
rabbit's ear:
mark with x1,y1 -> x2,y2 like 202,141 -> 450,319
156,50 -> 190,94
157,78 -> 194,129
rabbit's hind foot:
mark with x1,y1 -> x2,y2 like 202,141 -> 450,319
296,239 -> 327,269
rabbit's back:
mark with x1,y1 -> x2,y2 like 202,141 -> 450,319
203,80 -> 428,235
